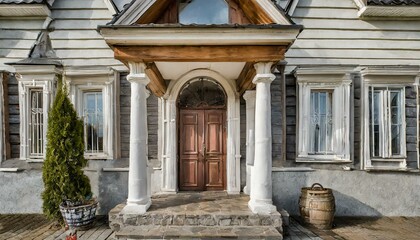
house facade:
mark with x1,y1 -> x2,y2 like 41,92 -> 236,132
0,0 -> 419,217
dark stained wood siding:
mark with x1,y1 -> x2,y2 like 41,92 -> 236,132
405,86 -> 418,169
119,73 -> 159,167
7,74 -> 20,159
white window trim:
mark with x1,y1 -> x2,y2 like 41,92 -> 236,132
295,67 -> 353,163
360,66 -> 420,170
14,65 -> 61,162
65,68 -> 120,160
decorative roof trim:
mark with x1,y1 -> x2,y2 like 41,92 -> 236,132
0,3 -> 50,17
112,0 -> 293,25
353,0 -> 420,19
99,26 -> 302,46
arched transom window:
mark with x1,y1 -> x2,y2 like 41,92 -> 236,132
178,78 -> 226,108
179,0 -> 229,24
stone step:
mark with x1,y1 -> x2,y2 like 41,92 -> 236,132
114,225 -> 282,239
110,204 -> 282,230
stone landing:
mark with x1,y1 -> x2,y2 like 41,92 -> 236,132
109,192 -> 284,239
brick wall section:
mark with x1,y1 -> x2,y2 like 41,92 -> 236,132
7,74 -> 20,159
405,86 -> 418,168
119,74 -> 159,167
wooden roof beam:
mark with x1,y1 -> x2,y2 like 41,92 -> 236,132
114,45 -> 286,63
145,62 -> 167,97
237,62 -> 257,95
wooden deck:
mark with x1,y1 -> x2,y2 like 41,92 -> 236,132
0,215 -> 114,240
1,214 -> 420,239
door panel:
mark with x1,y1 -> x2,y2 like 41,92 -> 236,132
179,109 -> 225,191
179,110 -> 204,191
204,110 -> 225,190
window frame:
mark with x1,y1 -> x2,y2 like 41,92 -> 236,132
360,66 -> 419,171
81,90 -> 105,155
28,88 -> 45,159
66,69 -> 119,160
295,67 -> 353,163
15,65 -> 60,162
368,86 -> 406,159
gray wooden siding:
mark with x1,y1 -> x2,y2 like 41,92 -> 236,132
6,74 -> 19,158
49,0 -> 122,69
405,86 -> 418,168
119,74 -> 159,166
271,74 -> 283,166
285,74 -> 297,165
239,74 -> 284,167
352,73 -> 362,169
286,0 -> 420,69
0,20 -> 44,71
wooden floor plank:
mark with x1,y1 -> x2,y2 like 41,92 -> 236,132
97,229 -> 114,240
9,217 -> 49,240
85,225 -> 108,240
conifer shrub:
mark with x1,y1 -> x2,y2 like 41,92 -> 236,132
42,79 -> 92,222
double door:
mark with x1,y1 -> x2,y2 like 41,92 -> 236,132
179,109 -> 226,191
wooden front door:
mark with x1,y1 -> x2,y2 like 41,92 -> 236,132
179,109 -> 226,191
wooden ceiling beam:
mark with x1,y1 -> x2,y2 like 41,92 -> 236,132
145,62 -> 167,97
114,45 -> 285,63
237,62 -> 257,95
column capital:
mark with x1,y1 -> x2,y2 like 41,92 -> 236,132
243,90 -> 256,102
252,62 -> 276,84
127,62 -> 150,85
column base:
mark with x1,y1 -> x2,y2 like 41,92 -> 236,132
248,199 -> 277,214
122,199 -> 151,215
243,185 -> 250,195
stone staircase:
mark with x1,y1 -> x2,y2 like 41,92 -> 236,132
109,192 -> 285,239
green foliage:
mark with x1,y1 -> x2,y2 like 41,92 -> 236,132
42,78 -> 92,222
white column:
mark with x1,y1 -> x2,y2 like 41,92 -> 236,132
123,62 -> 151,214
248,62 -> 277,214
243,90 -> 256,195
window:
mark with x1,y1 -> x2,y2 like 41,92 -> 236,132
66,69 -> 119,160
295,67 -> 352,162
14,64 -> 59,161
360,66 -> 420,170
179,0 -> 229,24
309,91 -> 333,155
83,92 -> 104,154
29,89 -> 44,158
369,87 -> 405,158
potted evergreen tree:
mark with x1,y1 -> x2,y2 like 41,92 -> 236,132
42,79 -> 97,230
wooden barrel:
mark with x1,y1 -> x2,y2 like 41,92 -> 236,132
299,183 -> 335,230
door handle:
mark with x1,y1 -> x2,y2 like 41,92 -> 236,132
202,143 -> 206,156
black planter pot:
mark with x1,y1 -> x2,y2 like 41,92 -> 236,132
59,200 -> 98,230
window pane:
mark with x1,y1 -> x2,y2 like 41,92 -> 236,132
369,88 -> 404,158
83,92 -> 103,153
370,90 -> 381,157
29,89 -> 43,157
390,91 -> 402,155
179,0 -> 229,24
310,91 -> 333,154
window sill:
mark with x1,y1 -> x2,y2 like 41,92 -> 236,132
296,156 -> 351,163
365,167 -> 419,173
272,167 -> 315,172
84,154 -> 110,160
